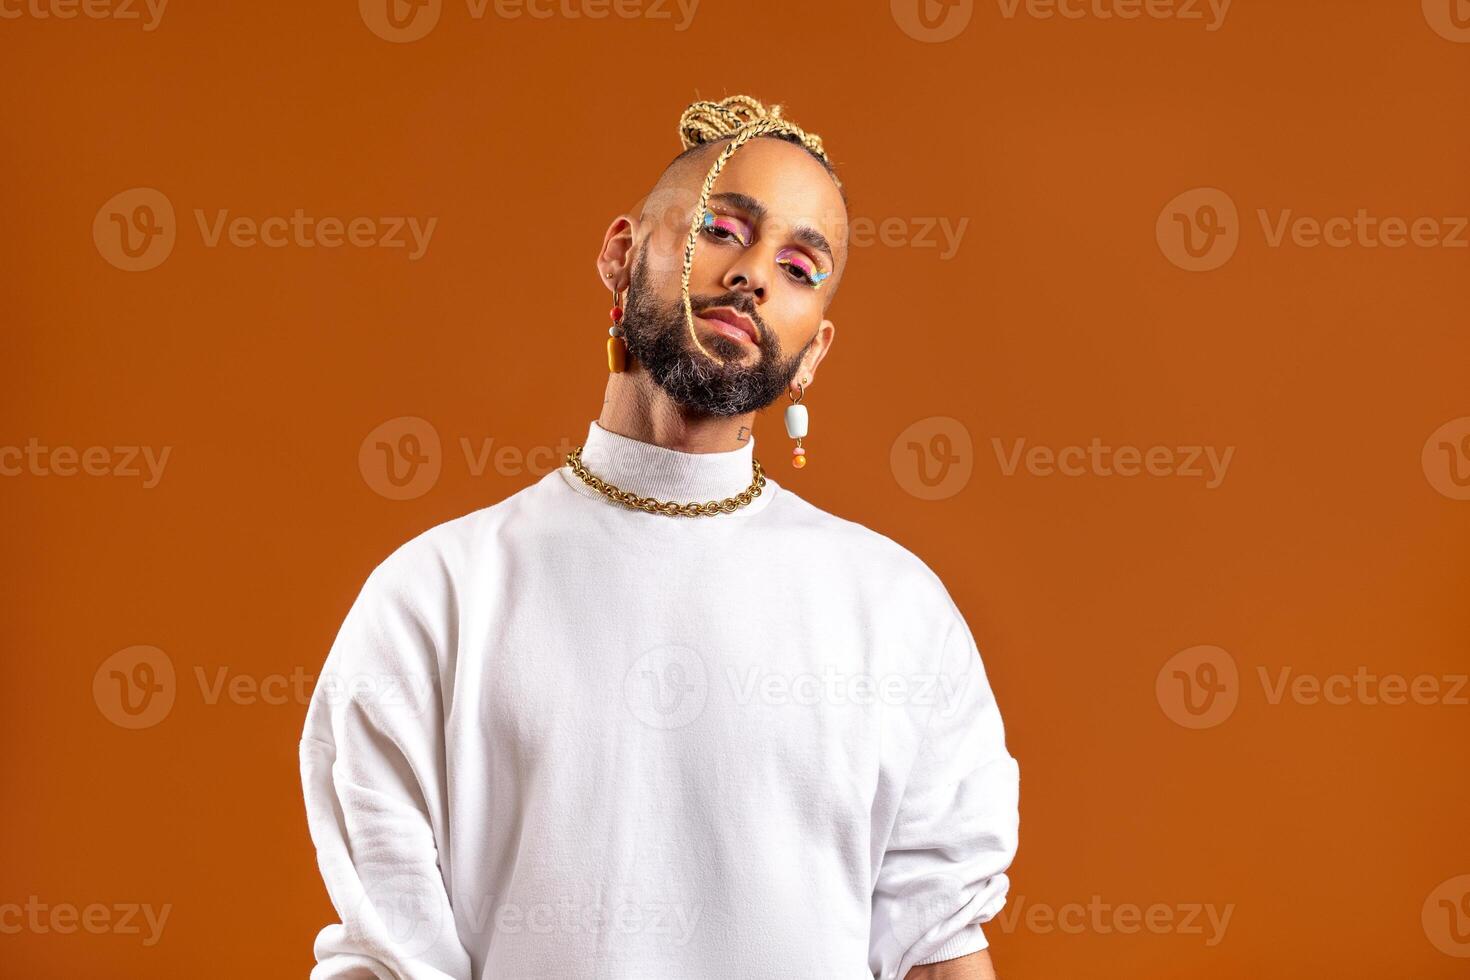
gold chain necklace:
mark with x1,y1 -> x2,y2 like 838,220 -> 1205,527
564,445 -> 766,517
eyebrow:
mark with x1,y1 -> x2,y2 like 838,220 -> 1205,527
708,191 -> 835,267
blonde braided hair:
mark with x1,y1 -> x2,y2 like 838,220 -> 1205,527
672,95 -> 839,367
677,95 -> 835,173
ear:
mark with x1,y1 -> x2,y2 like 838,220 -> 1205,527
595,214 -> 639,290
796,318 -> 836,389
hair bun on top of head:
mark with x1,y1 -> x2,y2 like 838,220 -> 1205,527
677,94 -> 831,167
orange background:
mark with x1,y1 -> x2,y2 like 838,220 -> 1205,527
4,0 -> 1469,976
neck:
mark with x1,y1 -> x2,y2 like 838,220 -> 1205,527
598,367 -> 755,454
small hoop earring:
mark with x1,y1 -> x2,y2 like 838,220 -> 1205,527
785,376 -> 810,468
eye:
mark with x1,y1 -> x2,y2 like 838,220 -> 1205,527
778,248 -> 829,289
700,210 -> 749,246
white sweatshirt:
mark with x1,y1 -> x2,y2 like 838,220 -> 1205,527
299,419 -> 1020,980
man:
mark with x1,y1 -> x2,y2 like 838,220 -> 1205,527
299,96 -> 1020,980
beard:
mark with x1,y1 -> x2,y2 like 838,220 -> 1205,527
619,245 -> 812,418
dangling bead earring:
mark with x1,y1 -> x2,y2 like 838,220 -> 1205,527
785,376 -> 810,468
606,272 -> 628,374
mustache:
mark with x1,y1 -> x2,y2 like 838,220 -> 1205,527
692,293 -> 765,335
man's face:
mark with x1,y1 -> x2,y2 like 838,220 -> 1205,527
617,137 -> 848,418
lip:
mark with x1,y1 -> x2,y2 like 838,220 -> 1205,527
696,306 -> 759,346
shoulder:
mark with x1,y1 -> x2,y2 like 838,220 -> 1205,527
358,472 -> 558,601
768,485 -> 964,618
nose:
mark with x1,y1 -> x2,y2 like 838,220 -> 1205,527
722,254 -> 768,304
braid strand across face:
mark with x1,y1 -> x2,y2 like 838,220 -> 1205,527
672,96 -> 838,366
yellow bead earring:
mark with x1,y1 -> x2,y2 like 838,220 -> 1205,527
605,271 -> 627,374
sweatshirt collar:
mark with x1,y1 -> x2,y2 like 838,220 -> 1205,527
561,418 -> 773,513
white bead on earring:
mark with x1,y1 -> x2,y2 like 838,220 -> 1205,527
785,376 -> 810,468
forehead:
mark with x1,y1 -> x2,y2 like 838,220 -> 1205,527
674,137 -> 848,258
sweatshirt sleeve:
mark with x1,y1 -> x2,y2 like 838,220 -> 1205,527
299,556 -> 473,980
868,614 -> 1021,980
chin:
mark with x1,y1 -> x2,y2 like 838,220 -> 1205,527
699,331 -> 757,360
